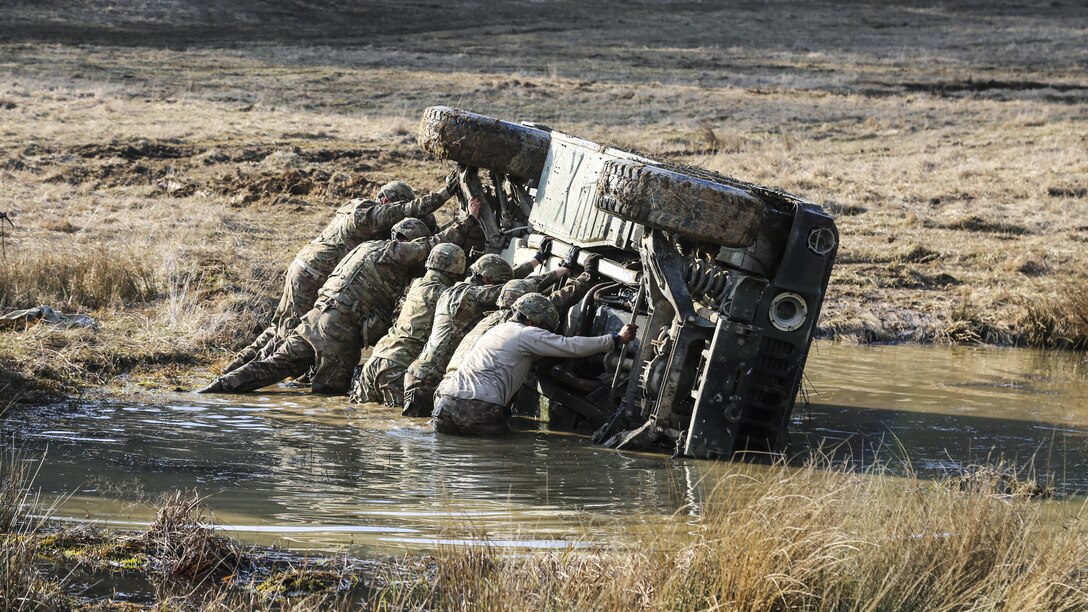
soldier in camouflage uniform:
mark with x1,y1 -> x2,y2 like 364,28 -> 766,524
432,292 -> 637,436
350,243 -> 467,406
443,263 -> 595,376
400,252 -> 548,416
223,175 -> 459,373
196,200 -> 482,395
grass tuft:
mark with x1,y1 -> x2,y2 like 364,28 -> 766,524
145,490 -> 252,581
370,455 -> 1088,610
0,451 -> 72,609
1022,285 -> 1088,349
0,244 -> 157,310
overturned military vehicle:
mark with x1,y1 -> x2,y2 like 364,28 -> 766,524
418,106 -> 838,459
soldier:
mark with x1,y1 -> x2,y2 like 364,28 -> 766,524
433,293 -> 637,436
400,250 -> 552,417
223,174 -> 460,373
350,242 -> 467,406
443,260 -> 598,377
195,198 -> 482,395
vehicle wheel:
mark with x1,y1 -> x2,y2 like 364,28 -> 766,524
417,106 -> 551,180
594,160 -> 765,247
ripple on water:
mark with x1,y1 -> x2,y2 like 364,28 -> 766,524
1,344 -> 1086,553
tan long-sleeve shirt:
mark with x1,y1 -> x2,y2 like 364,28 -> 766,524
438,321 -> 613,406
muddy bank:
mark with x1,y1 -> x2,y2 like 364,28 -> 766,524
18,497 -> 388,608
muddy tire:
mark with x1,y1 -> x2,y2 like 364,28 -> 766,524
594,160 -> 765,247
417,106 -> 551,180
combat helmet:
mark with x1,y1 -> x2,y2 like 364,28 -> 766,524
511,292 -> 559,331
392,217 -> 432,241
379,181 -> 415,203
426,243 -> 467,275
470,254 -> 514,284
497,279 -> 536,308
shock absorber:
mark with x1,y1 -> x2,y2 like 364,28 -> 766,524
685,259 -> 730,304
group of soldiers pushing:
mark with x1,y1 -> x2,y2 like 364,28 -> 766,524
196,170 -> 637,436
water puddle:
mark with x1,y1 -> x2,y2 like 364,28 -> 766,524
799,343 -> 1088,489
3,343 -> 1086,555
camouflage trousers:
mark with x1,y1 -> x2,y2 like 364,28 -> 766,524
217,305 -> 389,394
224,261 -> 323,373
431,394 -> 510,436
402,366 -> 443,417
216,333 -> 315,393
350,355 -> 405,406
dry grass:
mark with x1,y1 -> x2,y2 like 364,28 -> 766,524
1023,286 -> 1088,350
145,491 -> 252,581
31,490 -> 358,608
0,243 -> 157,309
0,451 -> 71,609
373,457 -> 1088,611
0,0 -> 1083,402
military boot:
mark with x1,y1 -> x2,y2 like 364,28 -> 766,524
195,379 -> 226,394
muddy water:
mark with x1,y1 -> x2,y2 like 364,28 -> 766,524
799,343 -> 1088,489
2,344 -> 1086,556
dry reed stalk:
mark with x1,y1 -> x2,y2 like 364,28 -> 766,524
371,456 -> 1088,611
0,244 -> 158,310
144,490 -> 251,581
0,451 -> 71,609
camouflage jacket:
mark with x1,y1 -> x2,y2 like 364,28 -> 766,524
293,190 -> 448,281
368,270 -> 454,368
405,260 -> 537,385
314,215 -> 477,325
444,271 -> 593,374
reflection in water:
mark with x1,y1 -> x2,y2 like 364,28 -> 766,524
797,343 -> 1088,492
4,395 -> 706,554
2,344 -> 1086,554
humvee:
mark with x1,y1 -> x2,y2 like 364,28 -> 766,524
418,106 -> 838,459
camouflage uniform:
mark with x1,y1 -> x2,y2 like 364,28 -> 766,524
431,395 -> 510,436
400,259 -> 537,416
445,272 -> 594,375
205,215 -> 478,394
351,269 -> 455,405
225,190 -> 448,372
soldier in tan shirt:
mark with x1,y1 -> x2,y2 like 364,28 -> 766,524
433,292 -> 637,436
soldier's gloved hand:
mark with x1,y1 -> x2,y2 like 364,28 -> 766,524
533,238 -> 552,264
444,170 -> 460,196
560,245 -> 581,269
582,253 -> 601,275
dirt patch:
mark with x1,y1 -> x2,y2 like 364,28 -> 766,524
214,168 -> 376,207
928,215 -> 1031,236
898,245 -> 940,264
825,201 -> 867,217
1047,186 -> 1087,198
73,141 -> 190,161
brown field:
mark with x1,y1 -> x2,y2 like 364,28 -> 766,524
0,0 -> 1086,402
